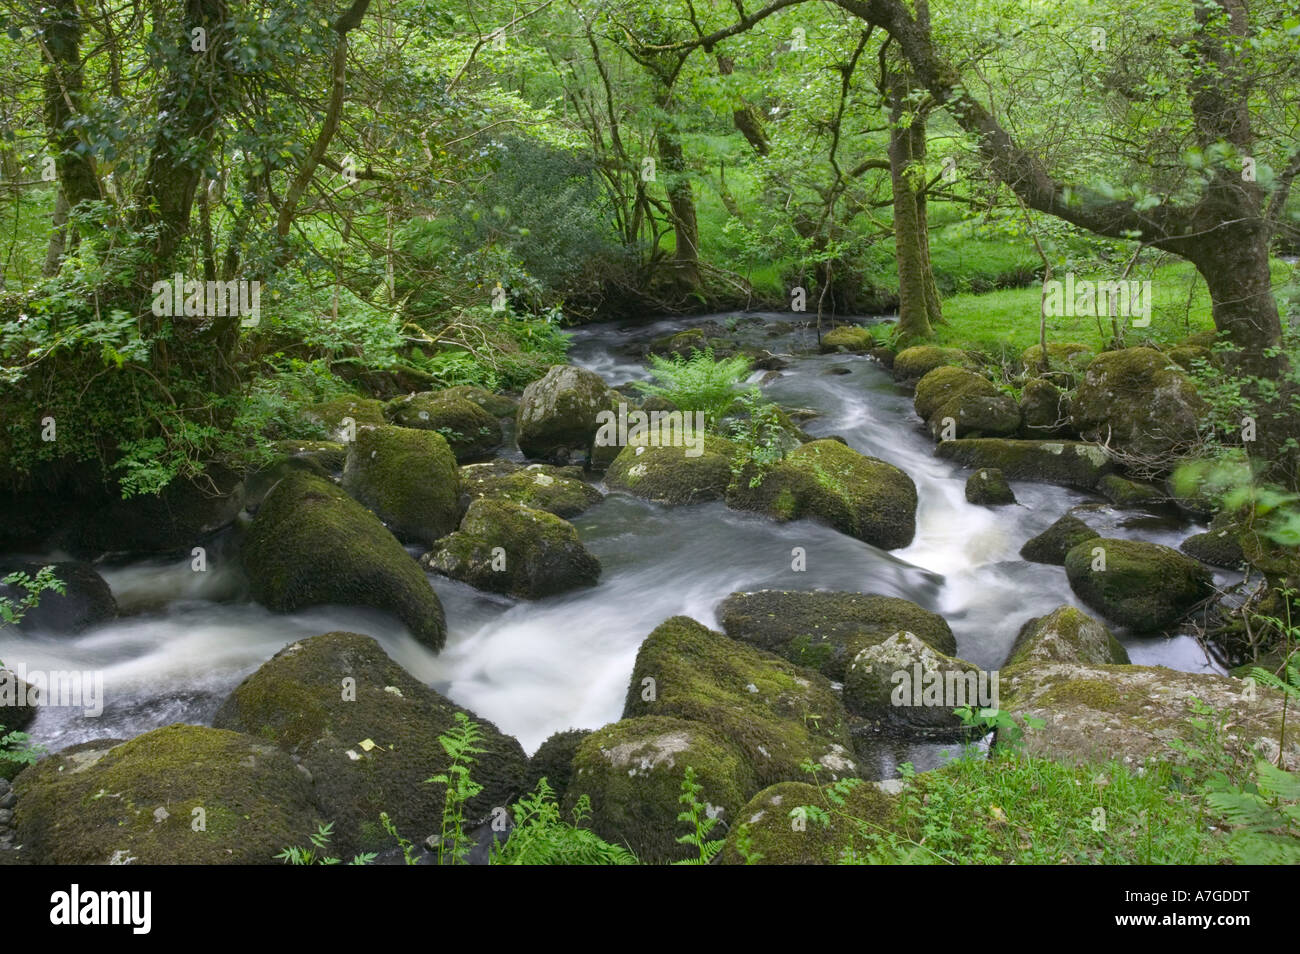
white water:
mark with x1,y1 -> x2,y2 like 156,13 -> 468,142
2,313 -> 1231,768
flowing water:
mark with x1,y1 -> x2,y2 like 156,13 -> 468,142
2,312 -> 1233,777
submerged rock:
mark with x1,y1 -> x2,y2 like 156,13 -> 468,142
936,438 -> 1113,489
1019,513 -> 1100,565
341,425 -> 461,546
241,470 -> 446,649
1063,537 -> 1212,631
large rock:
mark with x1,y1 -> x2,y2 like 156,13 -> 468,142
515,365 -> 619,462
820,326 -> 875,353
437,385 -> 517,418
1020,342 -> 1094,376
623,617 -> 857,786
1018,378 -> 1072,437
719,780 -> 898,865
1180,528 -> 1245,569
965,468 -> 1016,505
524,728 -> 591,804
606,433 -> 737,505
1001,662 -> 1300,771
307,396 -> 387,431
1069,348 -> 1207,460
341,425 -> 460,546
892,346 -> 969,383
460,460 -> 602,518
564,716 -> 756,864
726,440 -> 918,550
1063,537 -> 1213,631
914,366 -> 999,421
72,466 -> 245,556
915,367 -> 1020,440
1006,605 -> 1129,667
717,589 -> 956,680
241,470 -> 446,649
0,668 -> 37,734
1019,513 -> 1100,565
422,498 -> 599,598
0,560 -> 116,633
213,632 -> 527,857
385,392 -> 503,462
14,725 -> 321,864
844,630 -> 987,730
936,438 -> 1113,489
1098,474 -> 1166,509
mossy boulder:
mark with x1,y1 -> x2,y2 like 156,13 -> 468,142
438,385 -> 518,418
820,326 -> 875,353
241,470 -> 446,649
913,366 -> 999,421
1000,662 -> 1300,771
307,396 -> 387,431
212,631 -> 527,858
965,467 -> 1016,505
1063,537 -> 1213,631
717,589 -> 956,680
891,345 -> 969,383
341,425 -> 461,546
422,498 -> 599,599
930,393 -> 1022,440
1098,474 -> 1166,509
272,439 -> 347,473
0,560 -> 116,633
935,438 -> 1114,489
719,779 -> 898,865
725,440 -> 918,550
1069,348 -> 1207,460
1006,605 -> 1129,667
460,460 -> 602,518
13,725 -> 320,864
1018,378 -> 1073,437
385,392 -> 503,462
844,631 -> 986,730
1180,528 -> 1245,569
623,616 -> 858,785
1020,342 -> 1094,375
1019,513 -> 1100,565
0,668 -> 37,733
524,729 -> 591,804
516,364 -> 620,462
606,432 -> 737,505
564,716 -> 756,864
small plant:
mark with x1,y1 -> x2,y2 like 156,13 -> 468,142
0,565 -> 65,628
727,388 -> 788,488
1204,759 -> 1300,863
427,712 -> 487,865
275,822 -> 376,865
672,766 -> 725,865
381,811 -> 421,866
491,778 -> 637,865
954,705 -> 1045,754
638,347 -> 751,427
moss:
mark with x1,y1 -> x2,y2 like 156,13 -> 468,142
461,461 -> 602,518
524,729 -> 591,803
564,716 -> 756,864
272,439 -> 347,473
935,438 -> 1113,489
1038,678 -> 1124,710
717,589 -> 956,680
13,725 -> 320,864
820,326 -> 875,353
1069,348 -> 1208,460
965,467 -> 1016,505
213,632 -> 527,858
932,393 -> 1022,439
1180,529 -> 1245,569
892,345 -> 969,382
719,779 -> 899,864
385,393 -> 503,462
516,364 -> 618,461
914,366 -> 998,421
307,396 -> 386,430
1006,605 -> 1130,667
1064,537 -> 1213,631
623,616 -> 857,786
1020,513 -> 1100,565
341,425 -> 460,546
607,432 -> 737,505
242,469 -> 447,649
843,631 -> 985,729
1098,474 -> 1166,509
439,385 -> 518,418
1021,342 -> 1095,374
1018,377 -> 1072,437
726,440 -> 918,550
423,498 -> 600,598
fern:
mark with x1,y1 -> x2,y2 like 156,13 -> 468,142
638,348 -> 751,427
275,822 -> 376,865
427,712 -> 487,865
491,779 -> 638,865
1206,759 -> 1300,863
672,766 -> 725,865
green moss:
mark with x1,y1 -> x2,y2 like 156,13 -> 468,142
606,432 -> 736,505
307,396 -> 386,429
1021,342 -> 1095,374
1098,474 -> 1166,509
965,467 -> 1016,505
820,326 -> 875,353
936,438 -> 1114,489
439,385 -> 518,418
1064,537 -> 1213,631
892,345 -> 969,382
341,424 -> 460,546
1006,605 -> 1130,667
843,630 -> 985,728
719,779 -> 899,864
272,440 -> 347,473
1038,678 -> 1124,710
1180,529 -> 1245,569
1020,513 -> 1100,565
1070,348 -> 1208,460
914,366 -> 998,421
461,461 -> 602,518
385,393 -> 503,462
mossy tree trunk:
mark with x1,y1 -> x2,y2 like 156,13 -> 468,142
888,96 -> 942,341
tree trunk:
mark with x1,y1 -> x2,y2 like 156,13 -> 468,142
889,97 -> 941,340
655,96 -> 702,292
43,188 -> 70,277
39,0 -> 99,211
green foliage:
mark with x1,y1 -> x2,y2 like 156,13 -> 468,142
954,705 -> 1046,754
426,711 -> 486,865
491,778 -> 638,865
1174,455 -> 1300,548
1204,760 -> 1300,863
638,348 -> 750,428
0,565 -> 65,628
275,822 -> 377,866
726,388 -> 787,488
380,811 -> 421,866
672,766 -> 725,865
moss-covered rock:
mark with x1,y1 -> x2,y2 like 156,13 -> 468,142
935,438 -> 1114,489
460,460 -> 602,518
965,467 -> 1016,505
843,631 -> 987,730
1069,348 -> 1207,461
564,716 -> 756,864
341,425 -> 461,546
1018,378 -> 1073,437
0,560 -> 116,633
13,725 -> 320,864
242,470 -> 446,649
930,393 -> 1022,439
523,729 -> 591,804
1006,605 -> 1129,667
1167,344 -> 1214,372
1098,474 -> 1166,509
1000,662 -> 1300,771
422,498 -> 599,598
914,366 -> 999,421
385,392 -> 503,462
1019,513 -> 1100,565
307,396 -> 387,431
606,432 -> 737,505
1180,528 -> 1245,568
725,440 -> 918,550
717,589 -> 956,680
438,385 -> 518,418
516,364 -> 620,462
623,616 -> 857,785
820,326 -> 875,353
272,439 -> 347,474
719,779 -> 898,865
212,631 -> 527,857
891,345 -> 969,383
1020,342 -> 1095,375
1063,537 -> 1213,631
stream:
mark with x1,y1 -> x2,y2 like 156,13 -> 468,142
1,312 -> 1234,778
